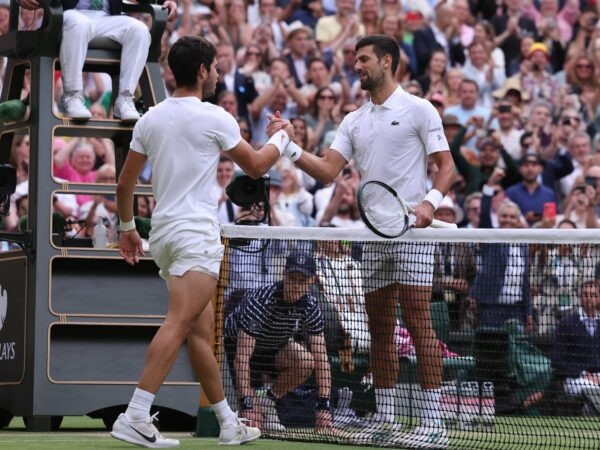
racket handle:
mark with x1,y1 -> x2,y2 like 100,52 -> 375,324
430,219 -> 458,229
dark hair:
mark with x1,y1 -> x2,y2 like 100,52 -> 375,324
355,34 -> 400,76
168,36 -> 217,88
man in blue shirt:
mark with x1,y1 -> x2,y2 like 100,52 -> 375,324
224,250 -> 334,433
506,153 -> 557,226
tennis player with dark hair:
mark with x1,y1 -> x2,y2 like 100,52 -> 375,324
112,36 -> 294,448
271,34 -> 455,448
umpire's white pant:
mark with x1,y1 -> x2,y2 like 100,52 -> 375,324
60,9 -> 151,94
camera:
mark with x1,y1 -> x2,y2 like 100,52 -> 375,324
498,104 -> 511,114
226,174 -> 267,207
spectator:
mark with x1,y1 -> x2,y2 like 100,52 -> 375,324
524,99 -> 554,155
80,164 -> 118,242
299,57 -> 344,111
521,42 -> 561,105
380,14 -> 417,80
432,196 -> 476,331
267,168 -> 297,226
276,160 -> 315,227
556,184 -> 599,229
494,101 -> 524,160
19,0 -> 177,120
506,153 -> 557,227
222,0 -> 254,50
470,167 -> 534,332
412,1 -> 465,76
522,0 -> 578,45
416,48 -> 447,99
462,191 -> 482,229
444,79 -> 492,151
442,67 -> 464,108
560,131 -> 593,197
564,54 -> 598,122
303,86 -> 339,152
472,19 -> 505,76
461,41 -> 506,108
53,138 -> 98,206
452,0 -> 475,48
282,21 -> 312,89
358,0 -> 379,37
210,42 -> 259,121
530,226 -> 583,334
552,280 -> 600,415
491,0 -> 538,77
212,155 -> 239,225
314,0 -> 365,59
223,250 -> 334,432
217,90 -> 240,118
9,133 -> 29,185
317,171 -> 363,229
257,0 -> 288,52
238,43 -> 271,95
451,132 -> 520,196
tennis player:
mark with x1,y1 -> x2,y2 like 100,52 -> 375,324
271,34 -> 455,449
112,36 -> 294,448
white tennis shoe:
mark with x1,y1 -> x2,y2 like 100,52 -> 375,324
218,416 -> 261,445
391,420 -> 449,449
111,412 -> 180,448
349,413 -> 403,445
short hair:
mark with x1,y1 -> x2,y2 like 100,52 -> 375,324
464,192 -> 482,206
355,34 -> 400,76
460,78 -> 479,92
529,98 -> 553,115
168,36 -> 217,89
498,198 -> 522,216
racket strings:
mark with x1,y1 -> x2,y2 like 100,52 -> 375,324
359,183 -> 410,237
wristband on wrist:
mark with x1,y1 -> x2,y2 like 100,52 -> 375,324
267,129 -> 290,155
119,218 -> 136,232
284,141 -> 303,162
239,396 -> 253,411
317,397 -> 331,411
423,189 -> 443,210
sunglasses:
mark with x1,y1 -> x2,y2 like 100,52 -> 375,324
318,95 -> 335,100
576,64 -> 593,69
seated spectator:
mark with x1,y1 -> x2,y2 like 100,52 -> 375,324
212,155 -> 239,225
461,42 -> 506,108
552,280 -> 600,415
223,251 -> 334,432
19,0 -> 177,120
303,86 -> 339,153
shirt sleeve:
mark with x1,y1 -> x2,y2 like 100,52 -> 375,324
417,100 -> 449,155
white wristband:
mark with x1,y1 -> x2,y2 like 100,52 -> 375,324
423,189 -> 443,210
283,141 -> 303,162
267,130 -> 290,155
119,218 -> 136,232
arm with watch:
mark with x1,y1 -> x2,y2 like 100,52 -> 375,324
234,330 -> 263,428
309,332 -> 335,431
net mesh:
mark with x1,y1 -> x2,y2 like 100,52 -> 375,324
216,225 -> 600,449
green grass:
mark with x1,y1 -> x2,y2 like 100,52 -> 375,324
1,415 -> 599,449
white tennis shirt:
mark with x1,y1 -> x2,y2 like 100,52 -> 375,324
331,86 -> 450,205
130,97 -> 241,238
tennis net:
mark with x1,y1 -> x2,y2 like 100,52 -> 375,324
215,225 -> 600,449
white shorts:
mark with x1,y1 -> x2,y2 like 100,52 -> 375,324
361,241 -> 435,292
149,228 -> 224,281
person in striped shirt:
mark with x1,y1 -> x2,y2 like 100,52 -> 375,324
224,250 -> 334,433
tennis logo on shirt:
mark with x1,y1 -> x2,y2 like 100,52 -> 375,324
391,120 -> 400,126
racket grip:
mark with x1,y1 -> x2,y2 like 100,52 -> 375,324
430,219 -> 458,229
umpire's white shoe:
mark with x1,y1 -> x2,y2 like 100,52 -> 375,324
111,413 -> 180,448
218,416 -> 261,445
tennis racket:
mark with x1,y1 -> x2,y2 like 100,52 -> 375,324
357,180 -> 457,238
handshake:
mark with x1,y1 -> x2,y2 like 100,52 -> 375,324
266,111 -> 302,162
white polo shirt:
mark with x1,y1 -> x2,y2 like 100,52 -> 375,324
331,86 -> 449,205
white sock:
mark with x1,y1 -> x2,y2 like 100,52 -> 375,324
375,388 -> 396,423
125,388 -> 155,421
422,388 -> 442,425
211,398 -> 238,427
